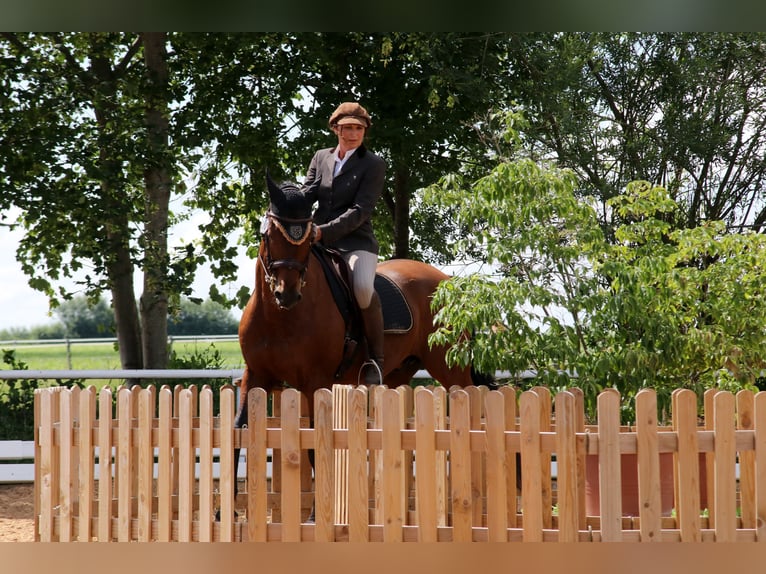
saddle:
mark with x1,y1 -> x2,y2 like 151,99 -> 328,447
311,245 -> 413,379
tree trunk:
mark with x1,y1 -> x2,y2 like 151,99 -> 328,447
139,32 -> 171,370
392,167 -> 410,259
90,38 -> 144,372
109,236 -> 143,371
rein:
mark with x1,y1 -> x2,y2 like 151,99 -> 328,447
259,211 -> 316,292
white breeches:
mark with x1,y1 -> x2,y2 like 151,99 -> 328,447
343,250 -> 378,309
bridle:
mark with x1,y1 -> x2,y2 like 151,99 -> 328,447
258,210 -> 316,292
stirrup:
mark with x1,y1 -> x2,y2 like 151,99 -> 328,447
358,359 -> 383,385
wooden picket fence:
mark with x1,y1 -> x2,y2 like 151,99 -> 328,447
33,383 -> 766,542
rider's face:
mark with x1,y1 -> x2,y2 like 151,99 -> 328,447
334,124 -> 366,154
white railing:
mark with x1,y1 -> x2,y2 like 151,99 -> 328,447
0,368 -> 244,381
0,334 -> 239,347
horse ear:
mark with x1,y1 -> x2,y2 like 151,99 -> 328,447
265,170 -> 282,206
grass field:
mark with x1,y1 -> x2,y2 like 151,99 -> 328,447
0,340 -> 246,438
3,339 -> 245,371
0,339 -> 246,392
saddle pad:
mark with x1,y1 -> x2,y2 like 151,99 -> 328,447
375,273 -> 413,334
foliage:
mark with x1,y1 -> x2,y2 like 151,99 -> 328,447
507,32 -> 766,233
54,296 -> 114,338
4,32 -> 766,375
426,151 -> 765,422
166,343 -> 231,414
0,324 -> 67,341
278,33 -> 512,261
167,298 -> 239,336
0,349 -> 83,440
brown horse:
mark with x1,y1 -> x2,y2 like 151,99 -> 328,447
234,176 -> 492,432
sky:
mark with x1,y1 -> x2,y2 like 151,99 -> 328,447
0,208 -> 484,334
0,209 -> 252,333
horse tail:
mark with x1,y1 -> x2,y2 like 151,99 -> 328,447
470,365 -> 498,389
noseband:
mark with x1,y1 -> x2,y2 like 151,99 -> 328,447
259,211 -> 316,292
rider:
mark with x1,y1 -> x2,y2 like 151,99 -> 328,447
301,102 -> 386,385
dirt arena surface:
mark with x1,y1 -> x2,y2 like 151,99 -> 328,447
0,484 -> 34,542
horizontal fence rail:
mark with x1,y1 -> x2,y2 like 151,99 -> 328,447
0,334 -> 240,347
33,383 -> 766,543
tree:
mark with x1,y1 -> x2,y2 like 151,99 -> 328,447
54,296 -> 114,339
274,32 -> 512,261
167,298 -> 239,336
506,33 -> 766,234
0,33 -> 185,370
0,33 -> 296,369
426,147 -> 766,421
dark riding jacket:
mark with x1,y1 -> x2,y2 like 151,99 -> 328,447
301,144 -> 386,254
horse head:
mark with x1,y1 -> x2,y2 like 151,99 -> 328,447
260,172 -> 316,310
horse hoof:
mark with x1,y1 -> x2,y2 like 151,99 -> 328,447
214,509 -> 238,522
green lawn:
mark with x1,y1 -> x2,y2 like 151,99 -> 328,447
4,339 -> 245,371
0,339 -> 246,439
1,339 -> 246,392
2,341 -> 243,370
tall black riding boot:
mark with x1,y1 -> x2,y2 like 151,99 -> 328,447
360,292 -> 385,385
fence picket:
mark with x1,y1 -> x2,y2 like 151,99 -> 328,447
280,388 -> 302,541
415,388 -> 437,542
704,388 -> 718,527
674,389 -> 701,541
567,386 -> 587,529
500,386 -> 518,528
533,386 -> 553,530
519,390 -> 543,542
312,389 -> 333,541
198,387 -> 214,542
382,389 -> 404,542
754,392 -> 766,542
737,390 -> 756,529
372,385 -> 386,526
248,387 -> 270,542
137,389 -> 153,542
714,392 -> 737,542
466,386 -> 485,526
117,388 -> 133,542
178,389 -> 194,542
433,385 -> 448,528
484,390 -> 508,541
219,387 -> 235,542
348,387 -> 370,542
635,389 -> 661,542
156,387 -> 172,542
59,388 -> 74,541
449,389 -> 473,541
38,389 -> 56,541
555,391 -> 578,542
78,386 -> 96,542
97,387 -> 112,542
597,389 -> 622,541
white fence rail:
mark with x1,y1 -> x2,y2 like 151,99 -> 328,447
0,334 -> 239,347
